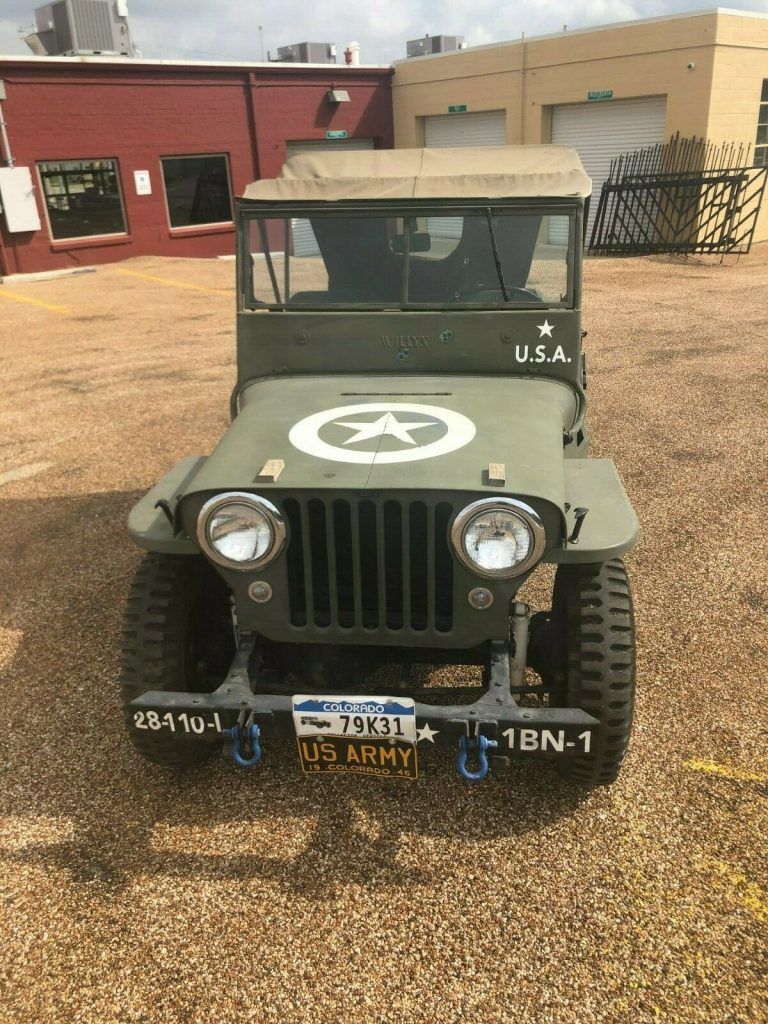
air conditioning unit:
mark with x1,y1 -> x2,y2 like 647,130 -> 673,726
275,42 -> 337,64
406,34 -> 466,59
24,0 -> 135,57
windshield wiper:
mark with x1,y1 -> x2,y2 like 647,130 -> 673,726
485,208 -> 509,302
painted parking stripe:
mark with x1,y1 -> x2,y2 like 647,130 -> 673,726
709,860 -> 768,922
115,268 -> 231,296
683,759 -> 766,783
0,289 -> 71,314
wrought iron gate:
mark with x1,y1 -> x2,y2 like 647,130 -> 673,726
589,134 -> 768,256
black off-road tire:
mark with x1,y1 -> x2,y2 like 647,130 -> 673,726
552,558 -> 636,786
120,553 -> 235,768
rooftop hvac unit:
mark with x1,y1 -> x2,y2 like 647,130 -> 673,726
406,34 -> 466,59
24,0 -> 136,57
275,42 -> 337,64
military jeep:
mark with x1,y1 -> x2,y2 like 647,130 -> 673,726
123,145 -> 638,786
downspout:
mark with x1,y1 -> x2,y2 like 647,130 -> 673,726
519,34 -> 526,145
0,80 -> 14,168
0,80 -> 13,278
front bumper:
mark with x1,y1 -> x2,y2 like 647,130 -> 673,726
128,605 -> 599,766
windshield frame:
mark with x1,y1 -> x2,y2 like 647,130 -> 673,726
237,199 -> 580,313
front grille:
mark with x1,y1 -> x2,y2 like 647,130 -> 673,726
283,498 -> 454,635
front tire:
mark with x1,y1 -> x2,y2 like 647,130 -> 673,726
120,553 -> 235,767
552,558 -> 636,786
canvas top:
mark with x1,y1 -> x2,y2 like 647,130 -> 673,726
240,145 -> 592,202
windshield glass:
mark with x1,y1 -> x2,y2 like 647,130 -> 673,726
243,208 -> 573,309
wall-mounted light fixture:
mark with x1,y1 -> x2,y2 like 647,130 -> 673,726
327,89 -> 351,104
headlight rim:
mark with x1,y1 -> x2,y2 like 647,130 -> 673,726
197,491 -> 286,572
450,497 -> 546,579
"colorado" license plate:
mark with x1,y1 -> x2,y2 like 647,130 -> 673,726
292,695 -> 419,780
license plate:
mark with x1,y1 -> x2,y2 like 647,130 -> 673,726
501,725 -> 595,754
293,695 -> 418,779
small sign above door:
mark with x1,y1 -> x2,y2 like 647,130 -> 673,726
587,90 -> 613,101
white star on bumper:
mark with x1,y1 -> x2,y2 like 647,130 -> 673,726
416,723 -> 439,743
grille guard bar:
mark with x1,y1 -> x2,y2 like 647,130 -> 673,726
129,603 -> 599,753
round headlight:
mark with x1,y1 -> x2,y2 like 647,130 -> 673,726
197,493 -> 286,571
451,498 -> 546,578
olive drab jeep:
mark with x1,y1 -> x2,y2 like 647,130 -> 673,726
122,145 -> 638,786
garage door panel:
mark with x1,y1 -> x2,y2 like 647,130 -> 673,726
424,110 -> 506,149
285,139 -> 375,256
551,96 -> 667,240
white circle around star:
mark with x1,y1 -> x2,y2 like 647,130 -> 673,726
288,402 -> 476,465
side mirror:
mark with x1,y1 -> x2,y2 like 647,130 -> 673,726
391,232 -> 431,254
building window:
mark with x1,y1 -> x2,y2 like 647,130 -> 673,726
161,154 -> 233,228
755,81 -> 768,167
38,159 -> 126,240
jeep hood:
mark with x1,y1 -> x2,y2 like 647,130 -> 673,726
180,375 -> 580,514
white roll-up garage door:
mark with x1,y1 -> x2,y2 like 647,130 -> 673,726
424,110 -> 506,149
285,138 -> 375,255
551,96 -> 667,242
423,112 -> 506,240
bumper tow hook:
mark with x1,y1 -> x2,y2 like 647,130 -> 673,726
457,734 -> 497,782
224,720 -> 262,768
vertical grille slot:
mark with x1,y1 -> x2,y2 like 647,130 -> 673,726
409,502 -> 429,631
434,502 -> 454,632
284,497 -> 454,635
384,501 -> 404,630
284,499 -> 306,626
333,500 -> 354,627
307,498 -> 330,627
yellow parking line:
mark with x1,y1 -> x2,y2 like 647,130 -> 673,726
115,268 -> 231,297
710,860 -> 768,922
683,759 -> 766,783
0,289 -> 71,314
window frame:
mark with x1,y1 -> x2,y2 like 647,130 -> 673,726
36,157 -> 128,243
239,201 -> 578,312
159,152 -> 234,231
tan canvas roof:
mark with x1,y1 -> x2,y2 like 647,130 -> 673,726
241,145 -> 591,202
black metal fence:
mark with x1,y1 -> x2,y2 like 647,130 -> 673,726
588,134 -> 768,256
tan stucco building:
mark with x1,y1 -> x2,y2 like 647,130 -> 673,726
393,8 -> 768,239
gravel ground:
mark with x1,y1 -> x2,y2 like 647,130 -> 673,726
0,250 -> 766,1023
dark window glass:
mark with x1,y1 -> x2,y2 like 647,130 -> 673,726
755,146 -> 768,167
161,155 -> 232,228
38,159 -> 126,240
759,103 -> 768,126
762,79 -> 768,102
246,211 -> 572,309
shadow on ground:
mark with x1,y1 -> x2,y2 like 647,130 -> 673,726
0,491 -> 588,896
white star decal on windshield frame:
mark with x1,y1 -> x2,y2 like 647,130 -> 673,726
416,723 -> 439,744
537,320 -> 555,338
334,412 -> 437,446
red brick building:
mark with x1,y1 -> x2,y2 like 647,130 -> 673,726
0,56 -> 393,276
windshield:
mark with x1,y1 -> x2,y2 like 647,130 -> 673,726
243,208 -> 573,310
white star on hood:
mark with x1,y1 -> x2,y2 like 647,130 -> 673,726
416,723 -> 439,743
537,320 -> 554,338
334,412 -> 437,446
